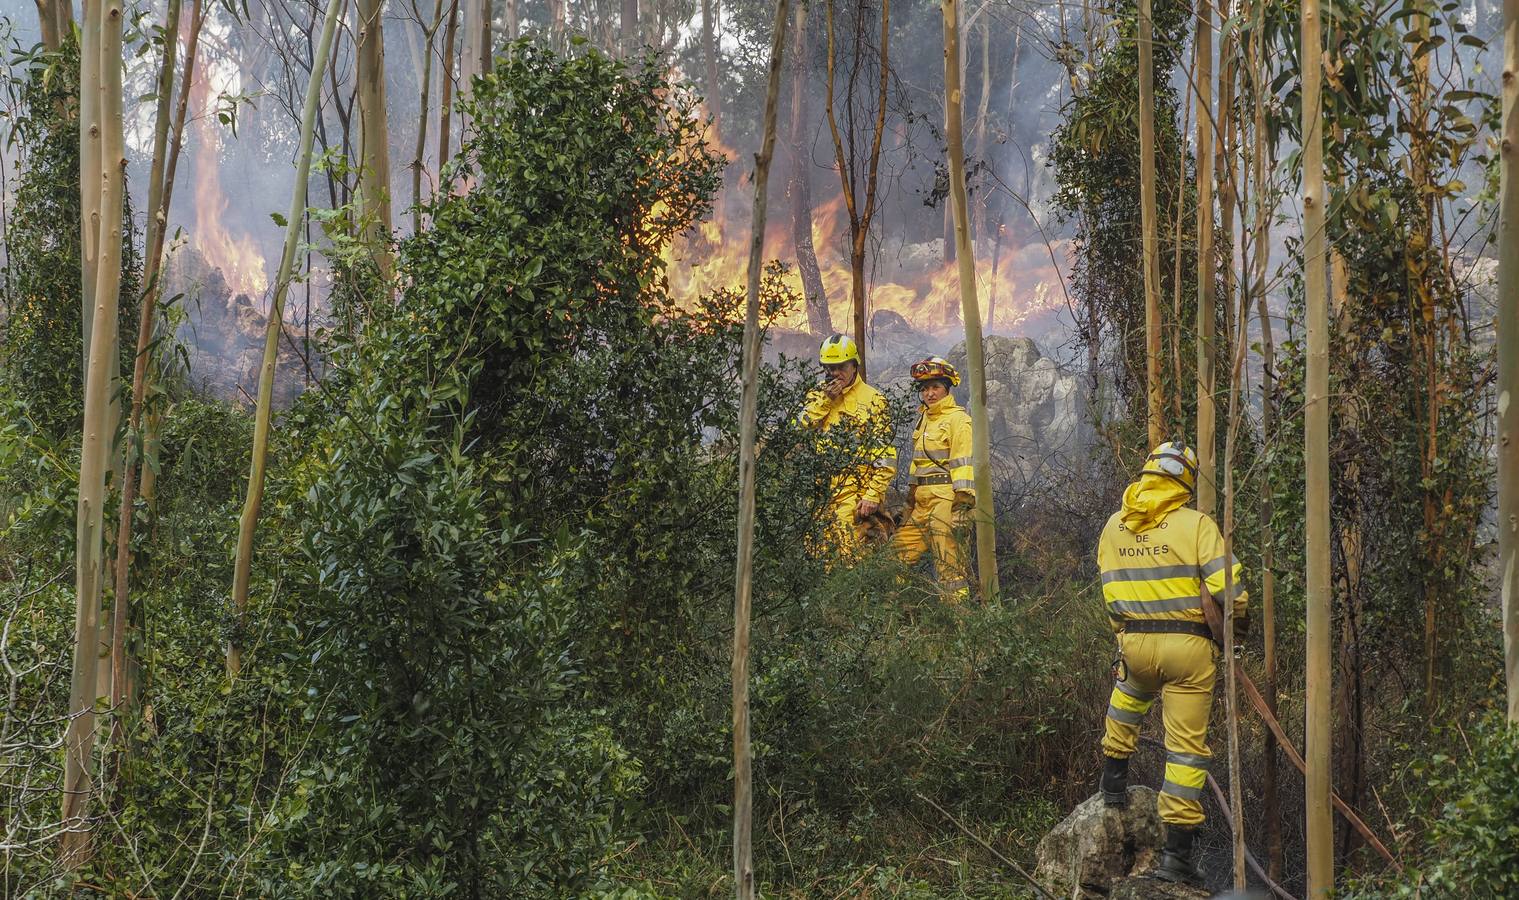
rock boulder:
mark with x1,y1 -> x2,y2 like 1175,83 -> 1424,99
946,335 -> 1091,481
1034,787 -> 1208,899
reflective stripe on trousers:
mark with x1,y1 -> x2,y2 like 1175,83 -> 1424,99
1099,630 -> 1216,826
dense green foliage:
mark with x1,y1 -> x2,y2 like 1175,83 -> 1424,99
3,14 -> 1516,898
0,38 -> 141,440
1049,0 -> 1201,443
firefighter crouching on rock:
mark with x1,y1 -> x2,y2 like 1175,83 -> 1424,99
799,333 -> 897,554
891,357 -> 975,602
1096,441 -> 1248,885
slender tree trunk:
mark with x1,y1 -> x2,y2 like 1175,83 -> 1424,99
414,0 -> 447,231
622,0 -> 638,56
942,0 -> 998,601
139,0 -> 205,514
478,0 -> 493,72
824,0 -> 889,381
702,0 -> 722,129
505,0 -> 516,40
970,16 -> 990,239
63,0 -> 124,864
356,0 -> 394,280
108,0 -> 181,739
1302,0 -> 1333,891
1502,0 -> 1519,725
788,0 -> 830,334
228,0 -> 345,678
1221,205 -> 1248,893
1139,0 -> 1164,447
1246,0 -> 1283,872
733,5 -> 789,896
1170,40 -> 1193,428
1194,0 -> 1216,514
439,0 -> 459,165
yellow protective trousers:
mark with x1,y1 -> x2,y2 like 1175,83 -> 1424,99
828,492 -> 871,555
891,493 -> 968,601
1100,631 -> 1216,827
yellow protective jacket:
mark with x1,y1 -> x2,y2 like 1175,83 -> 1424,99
1097,474 -> 1247,633
907,394 -> 974,500
801,376 -> 896,504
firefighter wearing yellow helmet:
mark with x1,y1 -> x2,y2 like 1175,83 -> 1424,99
891,357 -> 974,602
800,333 -> 897,553
1095,440 -> 1249,885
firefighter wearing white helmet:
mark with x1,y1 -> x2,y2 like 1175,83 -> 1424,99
891,357 -> 974,601
800,333 -> 897,553
1095,440 -> 1250,886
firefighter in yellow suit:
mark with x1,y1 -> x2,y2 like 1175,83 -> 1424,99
1095,441 -> 1248,886
800,333 -> 896,554
891,357 -> 974,602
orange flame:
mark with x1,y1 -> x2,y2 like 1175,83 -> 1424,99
190,71 -> 269,300
662,128 -> 1064,337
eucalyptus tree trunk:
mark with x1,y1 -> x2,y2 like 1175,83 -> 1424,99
439,0 -> 460,165
139,0 -> 206,514
109,0 -> 182,731
1194,0 -> 1216,514
788,0 -> 830,334
1246,0 -> 1283,871
1301,0 -> 1334,892
63,0 -> 125,864
475,0 -> 493,72
824,0 -> 889,381
702,0 -> 722,129
34,0 -> 73,51
414,0 -> 447,230
228,0 -> 346,678
733,4 -> 789,895
1138,0 -> 1164,448
356,0 -> 394,280
1221,222 -> 1249,893
622,0 -> 639,55
1500,0 -> 1519,724
941,0 -> 998,602
1170,41 -> 1193,427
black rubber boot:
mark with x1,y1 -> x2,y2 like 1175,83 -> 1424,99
1100,755 -> 1130,808
1152,825 -> 1203,885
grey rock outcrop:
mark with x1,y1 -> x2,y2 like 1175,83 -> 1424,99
1034,788 -> 1208,899
946,335 -> 1091,480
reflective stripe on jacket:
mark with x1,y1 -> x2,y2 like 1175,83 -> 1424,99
907,394 -> 974,498
1096,474 -> 1247,632
801,377 -> 896,504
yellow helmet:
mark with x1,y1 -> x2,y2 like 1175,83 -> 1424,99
910,356 -> 961,387
1142,441 -> 1199,492
818,333 -> 860,365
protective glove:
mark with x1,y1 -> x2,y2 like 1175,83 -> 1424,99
907,485 -> 919,509
952,490 -> 975,512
